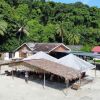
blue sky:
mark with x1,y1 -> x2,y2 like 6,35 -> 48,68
52,0 -> 100,8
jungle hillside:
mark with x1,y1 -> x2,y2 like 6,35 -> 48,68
0,0 -> 100,52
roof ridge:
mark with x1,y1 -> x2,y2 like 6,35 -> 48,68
26,42 -> 63,44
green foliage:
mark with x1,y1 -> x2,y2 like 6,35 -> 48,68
55,22 -> 66,43
42,23 -> 56,42
27,19 -> 43,42
0,0 -> 100,51
81,44 -> 93,52
0,20 -> 8,35
67,26 -> 80,44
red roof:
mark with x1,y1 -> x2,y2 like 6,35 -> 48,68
92,46 -> 100,52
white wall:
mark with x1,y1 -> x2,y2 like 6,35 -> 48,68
4,53 -> 9,60
15,51 -> 19,58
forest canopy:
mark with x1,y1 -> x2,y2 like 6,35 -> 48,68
0,0 -> 100,52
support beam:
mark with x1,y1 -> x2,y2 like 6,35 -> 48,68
79,75 -> 81,87
12,68 -> 14,79
43,72 -> 46,89
94,67 -> 96,77
64,79 -> 69,95
65,79 -> 69,89
25,71 -> 29,83
0,66 -> 1,74
94,60 -> 96,77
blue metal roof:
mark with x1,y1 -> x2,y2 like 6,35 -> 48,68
70,52 -> 100,58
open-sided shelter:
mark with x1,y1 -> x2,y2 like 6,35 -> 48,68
8,58 -> 81,88
9,59 -> 80,81
23,59 -> 80,80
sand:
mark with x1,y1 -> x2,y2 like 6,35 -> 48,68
0,65 -> 100,100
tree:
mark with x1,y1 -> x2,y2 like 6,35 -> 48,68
14,4 -> 30,45
56,21 -> 66,43
42,23 -> 56,42
67,27 -> 80,44
27,19 -> 43,42
0,20 -> 7,36
0,0 -> 100,51
16,27 -> 29,45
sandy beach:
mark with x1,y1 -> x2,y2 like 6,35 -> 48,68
0,66 -> 100,100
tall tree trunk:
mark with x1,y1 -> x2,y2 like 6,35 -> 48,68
19,32 -> 21,46
61,36 -> 64,43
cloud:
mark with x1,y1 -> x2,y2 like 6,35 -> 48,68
52,0 -> 100,7
76,0 -> 91,4
52,0 -> 91,4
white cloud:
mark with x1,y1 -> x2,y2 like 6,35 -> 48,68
76,0 -> 91,4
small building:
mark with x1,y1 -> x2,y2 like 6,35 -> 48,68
92,46 -> 100,54
0,52 -> 13,61
14,43 -> 71,59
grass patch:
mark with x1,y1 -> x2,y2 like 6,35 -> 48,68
95,60 -> 100,63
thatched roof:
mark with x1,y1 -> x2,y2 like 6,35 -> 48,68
23,59 -> 80,80
0,60 -> 11,66
0,58 -> 80,81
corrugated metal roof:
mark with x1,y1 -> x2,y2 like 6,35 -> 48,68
23,51 -> 57,62
71,52 -> 100,58
57,54 -> 96,72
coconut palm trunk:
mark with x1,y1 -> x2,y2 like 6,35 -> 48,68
17,27 -> 29,45
18,31 -> 22,45
18,27 -> 23,45
61,36 -> 64,43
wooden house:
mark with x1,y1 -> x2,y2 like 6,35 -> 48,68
14,43 -> 71,59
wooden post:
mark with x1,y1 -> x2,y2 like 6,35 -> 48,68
64,79 -> 69,95
65,79 -> 69,89
93,60 -> 96,77
25,71 -> 29,83
0,66 -> 1,74
94,60 -> 96,77
95,67 -> 96,77
12,68 -> 14,79
43,72 -> 46,89
79,75 -> 81,87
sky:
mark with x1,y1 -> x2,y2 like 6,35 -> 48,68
51,0 -> 100,8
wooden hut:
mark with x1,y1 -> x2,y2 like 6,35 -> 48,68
14,43 -> 71,58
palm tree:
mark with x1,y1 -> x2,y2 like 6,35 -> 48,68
16,26 -> 29,45
56,21 -> 66,43
0,20 -> 7,36
67,33 -> 80,44
67,27 -> 80,44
